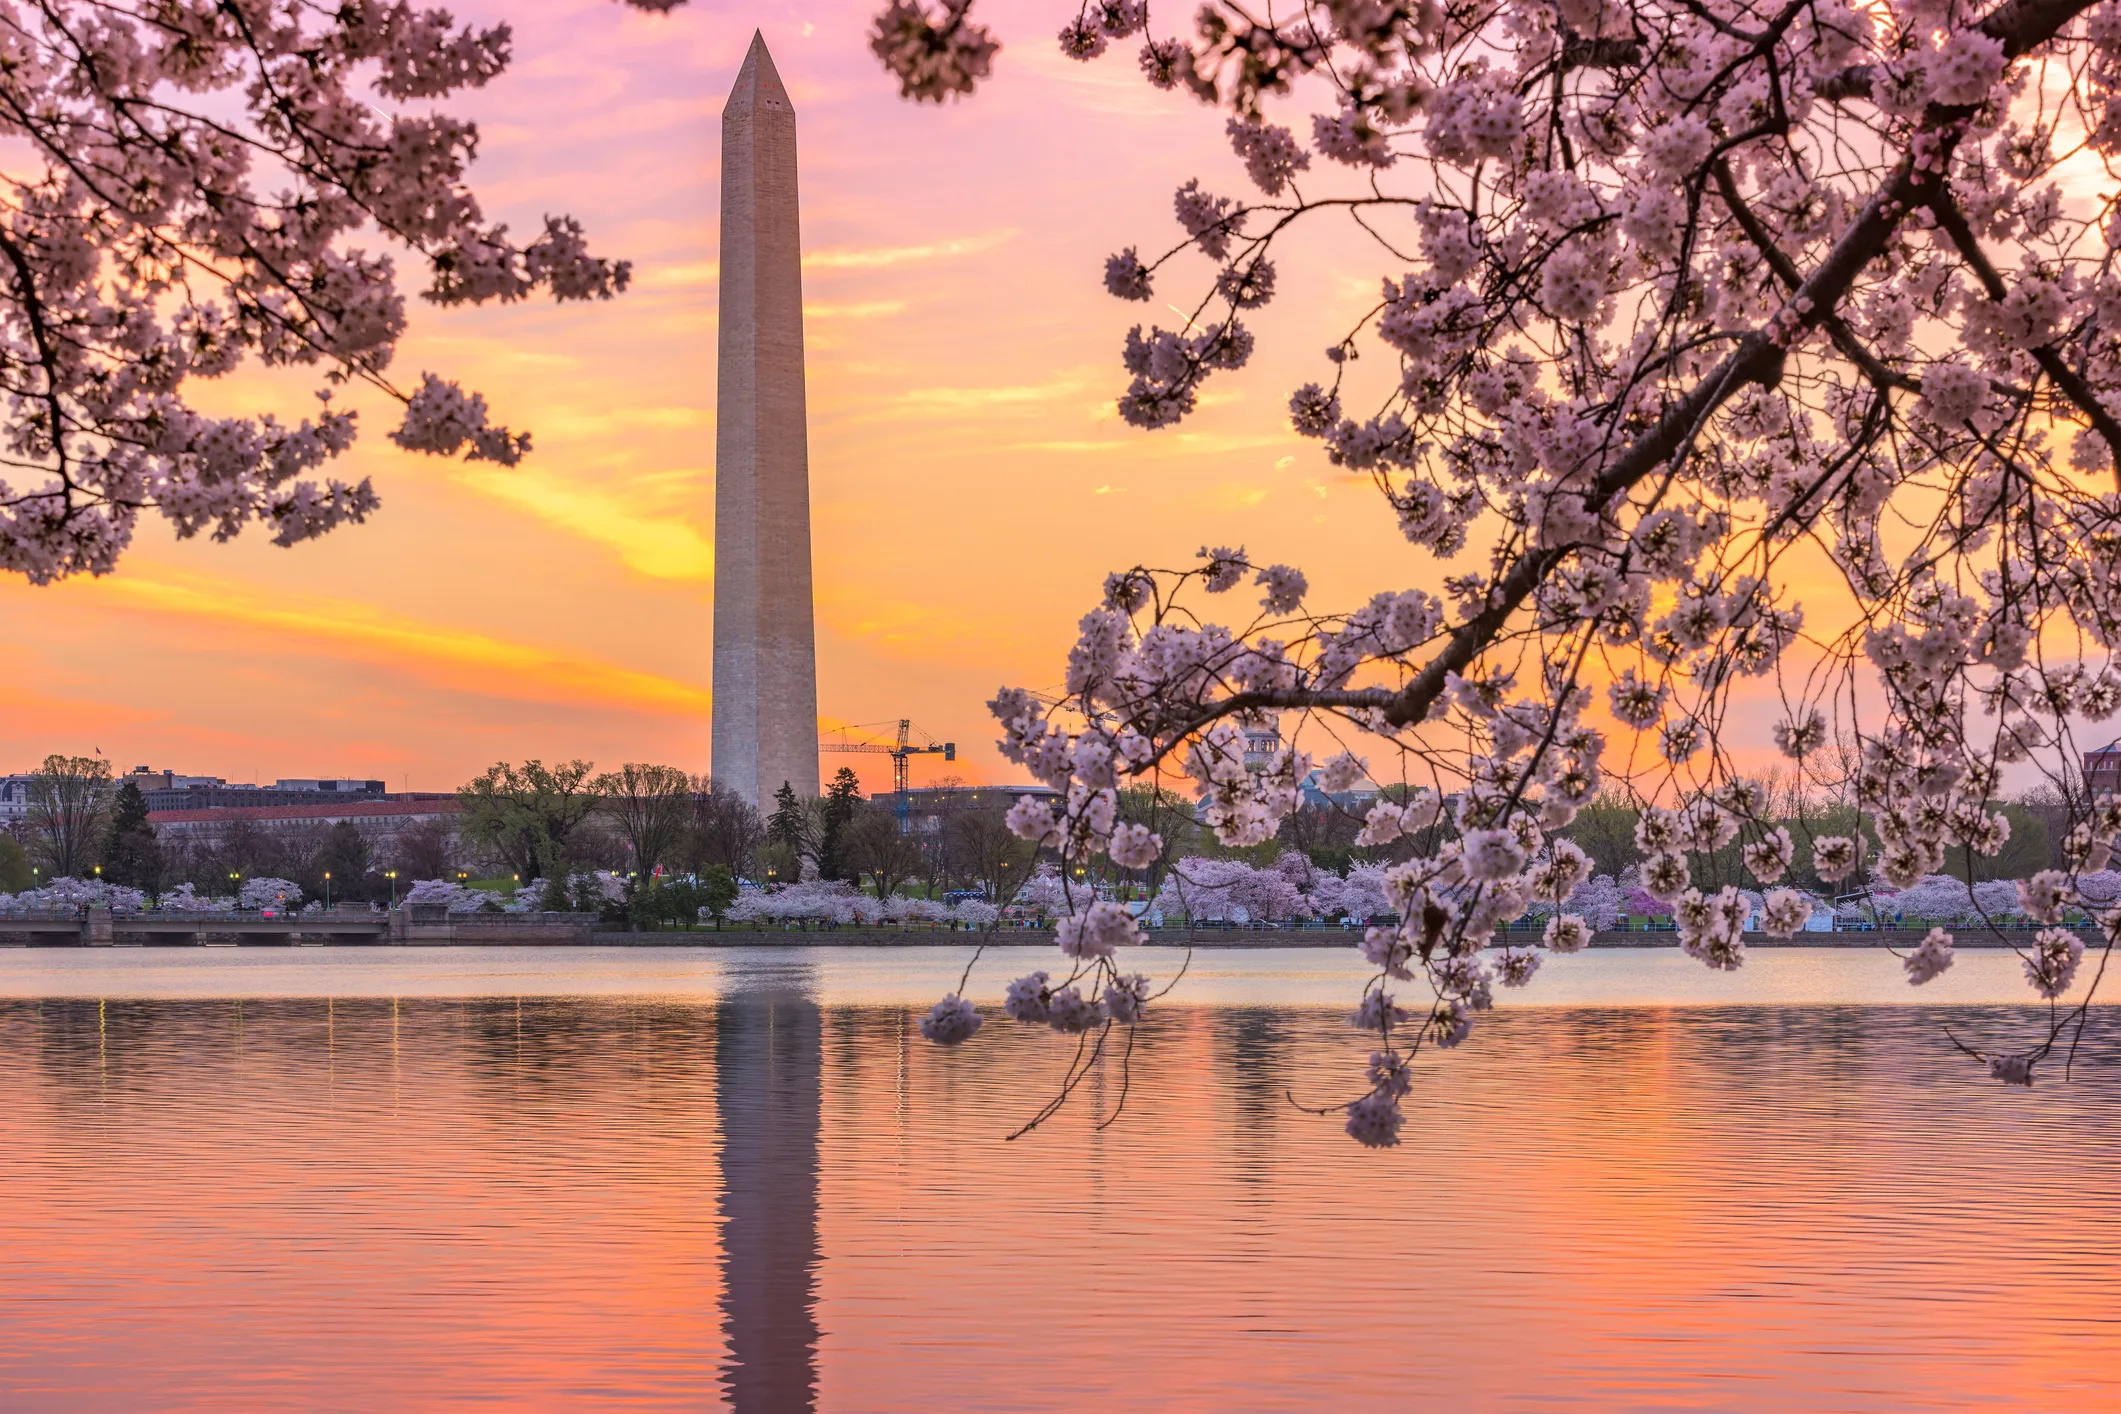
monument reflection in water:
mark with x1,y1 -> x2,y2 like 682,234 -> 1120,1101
717,980 -> 821,1409
0,958 -> 2118,1412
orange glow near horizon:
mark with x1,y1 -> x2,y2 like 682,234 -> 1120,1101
3,0 -> 1365,793
0,0 -> 1883,796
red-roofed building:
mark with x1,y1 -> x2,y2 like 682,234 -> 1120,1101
2089,740 -> 2121,802
148,795 -> 461,840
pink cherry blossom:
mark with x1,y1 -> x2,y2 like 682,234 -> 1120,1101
0,0 -> 655,583
1904,928 -> 1956,985
884,0 -> 2121,1122
918,994 -> 983,1045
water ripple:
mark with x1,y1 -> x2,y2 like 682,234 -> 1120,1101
0,953 -> 2112,1411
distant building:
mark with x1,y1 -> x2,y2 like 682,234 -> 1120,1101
140,783 -> 388,811
2089,740 -> 2121,801
1242,726 -> 1282,771
0,775 -> 29,828
148,796 -> 460,841
1297,769 -> 1381,813
4,764 -> 416,837
868,784 -> 1061,837
106,766 -> 387,811
120,767 -> 227,792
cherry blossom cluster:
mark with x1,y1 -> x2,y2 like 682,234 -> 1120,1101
0,877 -> 149,913
884,0 -> 2121,1129
868,0 -> 999,102
725,878 -> 1009,928
0,0 -> 663,583
0,874 -> 321,912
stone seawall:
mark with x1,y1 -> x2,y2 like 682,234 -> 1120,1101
1,921 -> 2095,949
565,927 -> 2090,950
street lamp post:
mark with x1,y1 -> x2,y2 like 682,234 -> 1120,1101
323,871 -> 331,910
386,870 -> 399,908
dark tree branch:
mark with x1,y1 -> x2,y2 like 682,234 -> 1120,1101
1710,158 -> 1920,394
1928,188 -> 2121,491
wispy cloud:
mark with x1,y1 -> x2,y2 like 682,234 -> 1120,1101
1003,431 -> 1294,455
636,259 -> 720,290
453,467 -> 715,582
815,586 -> 1026,667
887,376 -> 1090,416
1005,439 -> 1128,453
526,405 -> 711,438
804,230 -> 1017,271
78,573 -> 714,716
629,230 -> 1017,290
805,300 -> 907,319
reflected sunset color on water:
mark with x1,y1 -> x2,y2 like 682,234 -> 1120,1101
0,949 -> 2115,1411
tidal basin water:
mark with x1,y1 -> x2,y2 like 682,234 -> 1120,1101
0,947 -> 2116,1412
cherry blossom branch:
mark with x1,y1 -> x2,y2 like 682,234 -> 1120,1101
899,0 -> 2121,1139
1926,187 -> 2121,490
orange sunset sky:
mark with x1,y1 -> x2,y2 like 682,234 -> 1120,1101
3,0 -> 1447,793
3,0 -> 1881,797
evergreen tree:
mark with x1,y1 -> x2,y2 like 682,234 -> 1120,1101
767,782 -> 806,857
819,767 -> 863,880
697,864 -> 739,926
536,869 -> 574,913
317,820 -> 372,903
99,780 -> 164,896
0,834 -> 32,893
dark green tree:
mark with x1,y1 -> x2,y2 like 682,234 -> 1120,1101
99,781 -> 164,895
1786,802 -> 1867,893
456,759 -> 599,882
1564,789 -> 1641,880
756,839 -> 800,884
767,782 -> 806,856
623,868 -> 738,931
818,767 -> 863,880
317,820 -> 373,903
697,864 -> 739,926
1978,803 -> 2052,882
530,867 -> 617,919
536,870 -> 573,912
576,872 -> 620,921
0,834 -> 33,893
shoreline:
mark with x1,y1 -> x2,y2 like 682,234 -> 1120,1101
0,926 -> 2091,951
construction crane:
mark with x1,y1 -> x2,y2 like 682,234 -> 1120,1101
820,719 -> 955,828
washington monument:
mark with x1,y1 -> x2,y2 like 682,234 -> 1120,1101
712,32 -> 820,808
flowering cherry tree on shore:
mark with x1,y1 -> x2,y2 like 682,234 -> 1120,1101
0,0 -> 676,583
891,0 -> 2121,1137
1151,854 -> 1309,920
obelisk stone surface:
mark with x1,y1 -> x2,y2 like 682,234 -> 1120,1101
712,32 -> 820,808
